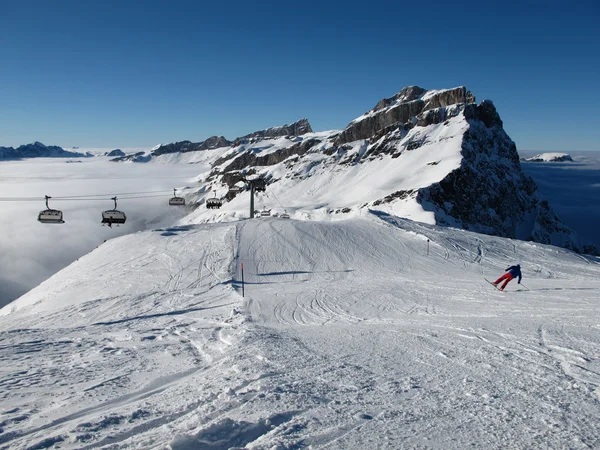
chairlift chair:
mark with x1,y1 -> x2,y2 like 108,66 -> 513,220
280,210 -> 290,219
102,196 -> 126,227
38,195 -> 65,224
260,209 -> 271,217
206,190 -> 222,209
169,188 -> 185,206
226,186 -> 242,201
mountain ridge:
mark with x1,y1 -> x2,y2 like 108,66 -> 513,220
0,141 -> 91,159
173,85 -> 588,253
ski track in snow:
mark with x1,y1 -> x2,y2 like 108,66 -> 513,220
1,214 -> 600,449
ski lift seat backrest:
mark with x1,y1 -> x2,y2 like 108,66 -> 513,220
169,197 -> 185,206
38,209 -> 64,224
260,209 -> 271,217
280,212 -> 290,219
102,210 -> 126,224
206,197 -> 222,209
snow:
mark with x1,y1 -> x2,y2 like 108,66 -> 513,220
524,152 -> 573,162
1,213 -> 599,449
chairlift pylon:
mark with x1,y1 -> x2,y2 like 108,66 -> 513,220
38,195 -> 65,224
169,188 -> 185,206
253,178 -> 266,192
101,196 -> 126,227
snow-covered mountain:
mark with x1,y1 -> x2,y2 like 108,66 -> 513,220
111,119 -> 312,163
523,152 -> 574,162
0,142 -> 91,159
134,85 -> 584,252
105,149 -> 126,157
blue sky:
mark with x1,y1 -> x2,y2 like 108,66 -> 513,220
1,0 -> 598,151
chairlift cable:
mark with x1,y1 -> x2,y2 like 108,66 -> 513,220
0,189 -> 175,202
268,188 -> 286,210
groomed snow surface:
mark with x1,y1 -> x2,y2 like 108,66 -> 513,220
1,213 -> 600,449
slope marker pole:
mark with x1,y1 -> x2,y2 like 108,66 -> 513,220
241,263 -> 245,297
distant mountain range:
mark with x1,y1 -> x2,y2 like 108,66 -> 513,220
522,153 -> 574,162
0,141 -> 91,159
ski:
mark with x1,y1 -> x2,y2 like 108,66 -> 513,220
484,278 -> 502,291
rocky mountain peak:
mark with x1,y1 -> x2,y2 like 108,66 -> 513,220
232,118 -> 313,146
335,86 -> 476,146
373,86 -> 427,112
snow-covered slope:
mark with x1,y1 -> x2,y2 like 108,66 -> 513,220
1,214 -> 599,449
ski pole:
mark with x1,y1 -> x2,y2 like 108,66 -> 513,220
519,283 -> 529,291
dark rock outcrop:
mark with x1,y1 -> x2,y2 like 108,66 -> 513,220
220,138 -> 322,174
232,119 -> 312,146
416,101 -> 577,248
105,149 -> 125,157
335,86 -> 474,145
152,136 -> 231,157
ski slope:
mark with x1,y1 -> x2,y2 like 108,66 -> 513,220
1,213 -> 600,449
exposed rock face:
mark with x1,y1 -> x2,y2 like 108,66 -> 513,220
202,136 -> 231,150
105,149 -> 125,157
0,142 -> 88,159
416,100 -> 577,248
152,136 -> 232,157
221,138 -> 321,174
111,151 -> 150,163
113,120 -> 313,163
232,118 -> 312,145
335,86 -> 474,145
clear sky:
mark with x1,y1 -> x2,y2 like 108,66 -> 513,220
1,0 -> 598,151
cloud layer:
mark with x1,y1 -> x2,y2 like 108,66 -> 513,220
0,157 -> 201,308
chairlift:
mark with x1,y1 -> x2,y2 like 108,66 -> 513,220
260,209 -> 271,217
280,210 -> 290,219
226,186 -> 242,201
206,190 -> 222,209
102,196 -> 126,227
169,188 -> 185,206
38,195 -> 65,224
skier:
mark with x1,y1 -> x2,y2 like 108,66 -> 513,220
493,264 -> 522,291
